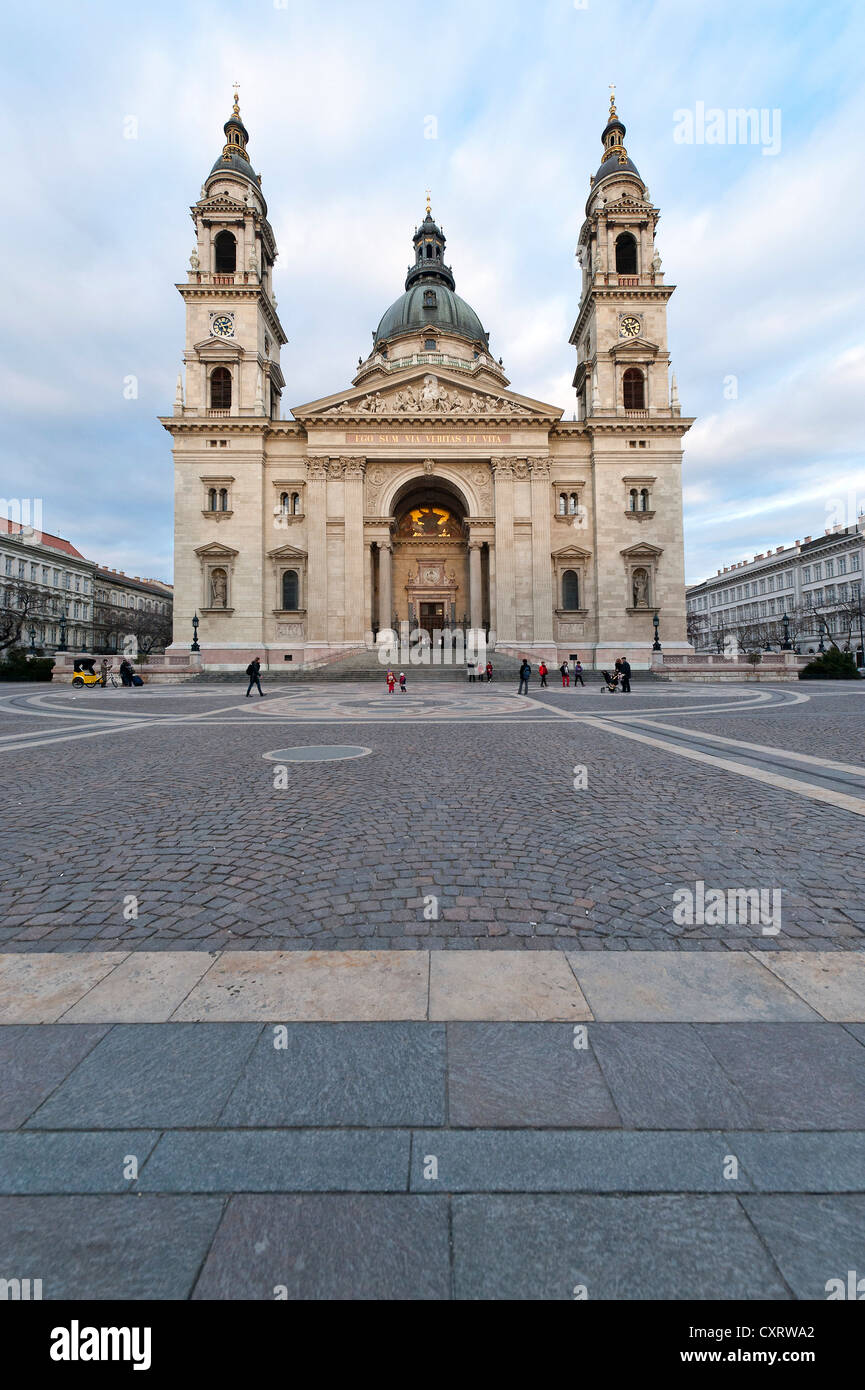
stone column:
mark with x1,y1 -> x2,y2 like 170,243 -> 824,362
342,457 -> 366,643
529,457 -> 554,642
491,458 -> 516,641
306,458 -> 329,644
368,544 -> 376,634
379,541 -> 393,631
469,541 -> 483,630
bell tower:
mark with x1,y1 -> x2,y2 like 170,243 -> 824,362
571,90 -> 679,423
176,91 -> 287,421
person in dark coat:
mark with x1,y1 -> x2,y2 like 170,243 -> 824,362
118,658 -> 134,687
245,658 -> 265,697
518,659 -> 531,695
572,658 -> 585,687
619,656 -> 632,693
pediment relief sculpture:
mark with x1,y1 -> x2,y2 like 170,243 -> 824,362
325,375 -> 533,419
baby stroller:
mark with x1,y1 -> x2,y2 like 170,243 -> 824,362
600,669 -> 621,694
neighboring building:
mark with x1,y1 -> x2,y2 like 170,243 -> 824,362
0,519 -> 173,656
162,92 -> 694,669
686,518 -> 865,658
0,519 -> 95,652
92,569 -> 174,655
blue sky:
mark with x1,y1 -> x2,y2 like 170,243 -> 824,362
2,0 -> 863,584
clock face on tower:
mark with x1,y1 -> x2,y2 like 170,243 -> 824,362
619,315 -> 641,339
211,314 -> 235,338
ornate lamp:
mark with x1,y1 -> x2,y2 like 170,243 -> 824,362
780,613 -> 792,650
191,613 -> 200,653
652,612 -> 661,651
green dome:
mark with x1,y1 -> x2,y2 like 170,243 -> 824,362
375,282 -> 487,348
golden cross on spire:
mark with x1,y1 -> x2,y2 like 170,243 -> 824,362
425,188 -> 432,217
232,83 -> 241,117
609,83 -> 617,119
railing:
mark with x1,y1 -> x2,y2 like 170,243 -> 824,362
625,409 -> 649,419
206,409 -> 231,418
212,275 -> 234,285
617,276 -> 639,286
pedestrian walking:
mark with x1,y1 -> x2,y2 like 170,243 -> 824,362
467,661 -> 477,683
539,661 -> 548,688
99,658 -> 110,688
573,658 -> 585,687
619,656 -> 632,693
485,661 -> 493,683
518,659 -> 531,695
245,657 -> 265,697
118,657 -> 134,688
399,671 -> 407,693
560,661 -> 570,687
386,669 -> 396,693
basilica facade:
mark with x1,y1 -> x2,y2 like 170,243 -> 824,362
163,93 -> 693,669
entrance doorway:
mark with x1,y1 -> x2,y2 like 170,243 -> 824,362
420,602 -> 446,635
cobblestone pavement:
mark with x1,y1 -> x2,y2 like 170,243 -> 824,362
1,680 -> 863,952
3,1018 -> 865,1299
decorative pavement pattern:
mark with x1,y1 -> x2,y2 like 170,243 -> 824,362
0,680 -> 863,952
2,679 -> 864,1300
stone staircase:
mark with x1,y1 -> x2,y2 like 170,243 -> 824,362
192,651 -> 663,685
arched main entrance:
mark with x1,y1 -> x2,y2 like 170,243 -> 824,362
391,481 -> 468,636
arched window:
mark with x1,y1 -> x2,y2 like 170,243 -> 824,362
569,493 -> 579,515
562,570 -> 580,610
558,493 -> 567,515
291,493 -> 301,515
210,367 -> 232,410
219,488 -> 229,511
623,368 -> 645,410
280,493 -> 290,515
426,244 -> 433,258
640,488 -> 650,512
282,570 -> 299,611
615,233 -> 638,274
208,488 -> 218,511
629,488 -> 638,511
214,231 -> 237,273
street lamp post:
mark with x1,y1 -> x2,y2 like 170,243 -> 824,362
57,607 -> 68,652
28,626 -> 36,654
652,613 -> 661,652
191,614 -> 200,653
780,613 -> 792,651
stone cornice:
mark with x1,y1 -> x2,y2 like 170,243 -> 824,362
586,418 -> 695,438
176,283 -> 287,345
570,284 -> 675,344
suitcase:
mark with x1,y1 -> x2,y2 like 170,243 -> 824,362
131,674 -> 144,686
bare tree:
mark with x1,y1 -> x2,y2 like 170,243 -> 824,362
0,580 -> 50,651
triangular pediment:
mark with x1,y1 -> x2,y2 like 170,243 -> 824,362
195,541 -> 239,559
292,367 -> 562,424
553,542 -> 593,560
267,542 -> 307,561
608,337 -> 659,357
193,337 -> 247,356
620,541 -> 664,558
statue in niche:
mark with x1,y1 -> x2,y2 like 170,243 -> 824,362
210,568 -> 228,609
632,568 -> 650,608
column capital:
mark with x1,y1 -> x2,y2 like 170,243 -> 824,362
467,539 -> 484,552
527,456 -> 551,479
306,457 -> 330,481
340,456 -> 367,478
490,457 -> 514,475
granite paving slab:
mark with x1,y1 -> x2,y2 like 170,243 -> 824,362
696,1023 -> 865,1130
741,1195 -> 865,1300
452,1195 -> 789,1299
192,1194 -> 450,1300
0,1130 -> 160,1193
0,1194 -> 225,1299
727,1132 -> 865,1192
25,1023 -> 262,1129
0,1024 -> 108,1129
751,951 -> 865,1023
409,1130 -> 749,1192
138,1129 -> 411,1193
220,1023 -> 445,1127
0,952 -> 129,1023
446,1023 -> 620,1127
589,1023 -> 752,1129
